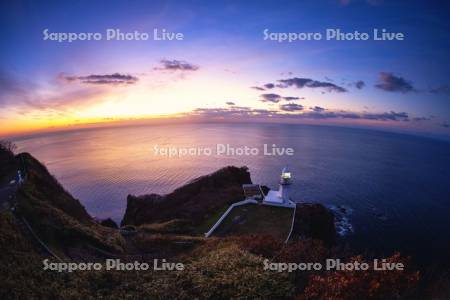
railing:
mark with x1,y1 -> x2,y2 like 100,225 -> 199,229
18,213 -> 64,262
285,202 -> 297,243
11,153 -> 63,262
204,199 -> 258,238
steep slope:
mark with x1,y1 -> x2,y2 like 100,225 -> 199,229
15,152 -> 125,253
291,203 -> 336,245
122,166 -> 251,226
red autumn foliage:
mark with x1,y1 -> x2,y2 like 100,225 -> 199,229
278,239 -> 329,263
233,234 -> 284,258
297,253 -> 420,300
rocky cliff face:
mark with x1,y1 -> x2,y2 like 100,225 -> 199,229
121,166 -> 251,226
291,203 -> 336,245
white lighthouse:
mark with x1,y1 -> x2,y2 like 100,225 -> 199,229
263,166 -> 295,207
278,166 -> 292,203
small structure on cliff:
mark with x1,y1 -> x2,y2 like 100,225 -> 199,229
242,184 -> 264,200
263,166 -> 295,208
241,167 -> 296,207
205,166 -> 296,238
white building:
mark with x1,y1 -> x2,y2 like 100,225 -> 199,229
263,166 -> 296,207
205,166 -> 296,238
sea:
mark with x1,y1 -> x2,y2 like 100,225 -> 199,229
13,123 -> 450,265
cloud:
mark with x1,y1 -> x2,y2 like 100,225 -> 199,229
0,72 -> 24,95
226,101 -> 235,105
442,122 -> 450,128
311,106 -> 325,112
263,83 -> 275,89
375,72 -> 416,93
260,93 -> 301,103
429,84 -> 450,95
62,73 -> 138,85
31,88 -> 106,112
251,83 -> 276,91
303,110 -> 409,121
277,77 -> 347,93
191,107 -> 277,118
260,93 -> 282,103
0,71 -> 32,106
360,111 -> 409,121
189,106 -> 410,122
11,86 -> 106,116
279,103 -> 304,112
283,96 -> 301,101
354,80 -> 365,89
253,77 -> 346,93
412,116 -> 432,121
251,86 -> 265,91
155,59 -> 199,71
0,71 -> 109,115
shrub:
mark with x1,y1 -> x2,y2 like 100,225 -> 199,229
0,140 -> 16,155
139,219 -> 193,234
298,253 -> 419,300
178,244 -> 295,299
234,234 -> 284,258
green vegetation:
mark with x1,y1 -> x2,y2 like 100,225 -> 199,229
130,232 -> 204,256
212,203 -> 294,240
194,204 -> 229,234
15,152 -> 126,254
122,166 -> 251,227
139,219 -> 194,234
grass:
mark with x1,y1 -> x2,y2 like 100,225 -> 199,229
194,204 -> 230,235
139,219 -> 194,234
212,203 -> 294,240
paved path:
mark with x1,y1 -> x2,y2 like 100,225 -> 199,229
0,170 -> 21,211
0,181 -> 17,211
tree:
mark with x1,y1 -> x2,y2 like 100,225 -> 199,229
0,140 -> 17,156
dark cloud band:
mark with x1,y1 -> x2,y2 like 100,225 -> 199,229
190,106 -> 411,122
156,59 -> 199,71
260,93 -> 301,103
63,73 -> 138,85
375,72 -> 415,93
277,77 -> 347,93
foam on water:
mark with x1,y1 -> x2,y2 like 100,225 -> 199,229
329,205 -> 354,236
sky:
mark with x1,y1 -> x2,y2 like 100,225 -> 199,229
0,0 -> 449,138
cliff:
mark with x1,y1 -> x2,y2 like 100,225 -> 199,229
15,152 -> 125,253
18,153 -> 92,222
291,203 -> 336,245
121,166 -> 336,244
121,166 -> 251,226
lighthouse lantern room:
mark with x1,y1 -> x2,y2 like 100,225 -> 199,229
263,166 -> 295,207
